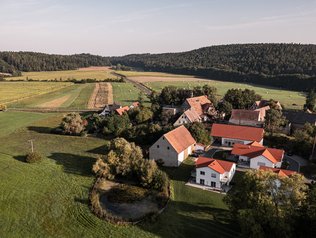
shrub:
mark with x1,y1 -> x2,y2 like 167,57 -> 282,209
0,104 -> 7,111
26,152 -> 42,163
107,184 -> 149,203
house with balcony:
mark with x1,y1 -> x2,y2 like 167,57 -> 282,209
194,157 -> 236,190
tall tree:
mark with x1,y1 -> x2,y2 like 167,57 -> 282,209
224,170 -> 308,238
264,109 -> 286,135
305,90 -> 316,112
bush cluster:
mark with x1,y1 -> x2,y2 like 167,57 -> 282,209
26,152 -> 42,163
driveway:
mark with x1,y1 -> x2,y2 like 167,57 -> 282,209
285,156 -> 300,172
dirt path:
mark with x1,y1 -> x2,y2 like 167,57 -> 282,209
88,83 -> 113,109
38,95 -> 70,108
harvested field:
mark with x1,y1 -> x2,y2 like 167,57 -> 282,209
88,83 -> 113,109
38,95 -> 70,108
129,76 -> 208,83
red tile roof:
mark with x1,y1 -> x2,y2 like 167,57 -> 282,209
259,166 -> 296,177
131,102 -> 140,107
196,157 -> 235,174
164,125 -> 196,153
211,124 -> 264,142
183,109 -> 201,122
232,143 -> 284,163
230,109 -> 260,121
115,106 -> 130,116
185,95 -> 211,115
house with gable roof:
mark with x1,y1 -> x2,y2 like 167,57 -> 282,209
259,166 -> 296,177
211,123 -> 264,146
231,142 -> 284,169
195,157 -> 236,189
173,108 -> 202,126
229,109 -> 265,127
149,125 -> 196,167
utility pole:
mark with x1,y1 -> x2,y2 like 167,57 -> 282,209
28,139 -> 34,153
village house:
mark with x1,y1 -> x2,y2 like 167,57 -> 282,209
211,123 -> 264,146
149,125 -> 196,167
173,95 -> 217,126
229,109 -> 265,127
195,157 -> 236,189
283,110 -> 316,131
231,142 -> 284,169
259,166 -> 296,177
115,106 -> 130,116
173,108 -> 202,126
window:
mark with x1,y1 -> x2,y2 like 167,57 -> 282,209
211,182 -> 216,187
211,173 -> 216,178
257,162 -> 266,166
162,137 -> 165,140
157,145 -> 160,148
167,146 -> 170,150
200,171 -> 205,175
200,179 -> 205,185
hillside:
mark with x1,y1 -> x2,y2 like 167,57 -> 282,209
111,44 -> 316,91
0,52 -> 110,76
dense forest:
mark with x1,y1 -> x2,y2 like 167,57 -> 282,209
111,43 -> 316,91
0,52 -> 110,76
1,44 -> 316,90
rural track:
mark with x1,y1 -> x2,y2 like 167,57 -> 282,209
7,108 -> 100,113
111,72 -> 153,95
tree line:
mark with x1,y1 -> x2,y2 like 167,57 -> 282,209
0,52 -> 110,76
111,43 -> 316,91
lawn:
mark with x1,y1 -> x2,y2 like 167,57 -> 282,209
0,111 -> 239,237
5,69 -> 119,81
145,81 -> 306,110
7,83 -> 94,109
0,82 -> 72,104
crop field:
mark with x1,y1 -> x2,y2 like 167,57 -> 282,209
0,82 -> 72,104
5,68 -> 119,81
145,80 -> 306,109
7,83 -> 95,109
0,112 -> 239,237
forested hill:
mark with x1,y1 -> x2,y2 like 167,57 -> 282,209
0,52 -> 110,76
111,44 -> 316,91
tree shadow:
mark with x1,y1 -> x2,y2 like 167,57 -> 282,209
13,155 -> 27,163
27,126 -> 53,134
48,153 -> 96,177
86,145 -> 107,155
74,197 -> 89,205
139,200 -> 240,238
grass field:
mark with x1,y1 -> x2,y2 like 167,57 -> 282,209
0,112 -> 239,238
112,82 -> 150,105
7,83 -> 95,109
5,68 -> 119,81
116,70 -> 191,78
0,82 -> 72,104
145,81 -> 306,109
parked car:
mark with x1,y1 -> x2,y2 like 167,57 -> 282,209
194,149 -> 204,155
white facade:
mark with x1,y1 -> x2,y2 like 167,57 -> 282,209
196,164 -> 236,189
221,138 -> 263,147
149,136 -> 193,167
238,155 -> 282,169
174,113 -> 191,126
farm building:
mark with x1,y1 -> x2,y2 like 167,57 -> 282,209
149,125 -> 196,167
259,166 -> 296,177
211,124 -> 264,146
229,109 -> 265,127
250,100 -> 282,110
283,110 -> 316,131
195,157 -> 236,190
115,106 -> 130,116
181,95 -> 215,121
231,142 -> 284,169
174,108 -> 202,126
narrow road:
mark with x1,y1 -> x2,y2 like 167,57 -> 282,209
111,72 -> 153,95
8,108 -> 99,113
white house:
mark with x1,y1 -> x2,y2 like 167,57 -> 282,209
231,142 -> 284,169
211,123 -> 264,146
173,109 -> 201,126
195,157 -> 236,190
149,125 -> 196,167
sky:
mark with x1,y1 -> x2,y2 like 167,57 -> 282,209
0,0 -> 316,56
